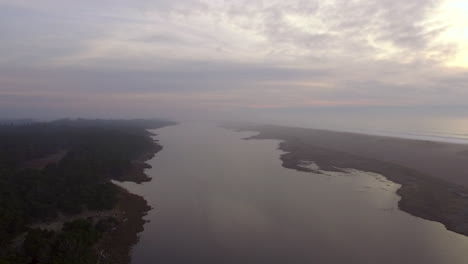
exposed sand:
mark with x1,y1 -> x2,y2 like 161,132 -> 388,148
230,124 -> 468,236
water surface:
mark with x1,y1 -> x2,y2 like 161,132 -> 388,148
120,122 -> 468,264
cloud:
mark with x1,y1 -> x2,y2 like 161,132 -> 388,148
9,0 -> 445,66
0,0 -> 467,120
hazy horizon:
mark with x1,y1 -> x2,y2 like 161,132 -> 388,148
1,0 -> 467,132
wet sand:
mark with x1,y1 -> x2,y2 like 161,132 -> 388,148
230,124 -> 468,236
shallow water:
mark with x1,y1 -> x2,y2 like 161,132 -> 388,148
119,122 -> 468,264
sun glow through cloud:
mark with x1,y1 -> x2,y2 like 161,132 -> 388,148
437,0 -> 468,68
0,0 -> 468,118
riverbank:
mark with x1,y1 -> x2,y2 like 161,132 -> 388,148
0,119 -> 175,263
231,124 -> 468,236
95,186 -> 151,264
18,133 -> 161,264
116,139 -> 163,183
96,132 -> 163,263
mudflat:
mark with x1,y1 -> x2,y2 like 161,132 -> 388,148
232,124 -> 468,236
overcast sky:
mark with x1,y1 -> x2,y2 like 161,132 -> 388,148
1,0 -> 467,125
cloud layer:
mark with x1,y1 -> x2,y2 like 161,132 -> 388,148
0,0 -> 467,120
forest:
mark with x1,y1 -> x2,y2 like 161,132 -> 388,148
0,119 -> 174,263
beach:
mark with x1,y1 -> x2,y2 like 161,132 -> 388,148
230,124 -> 468,236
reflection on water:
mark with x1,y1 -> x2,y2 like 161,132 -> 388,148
119,122 -> 468,264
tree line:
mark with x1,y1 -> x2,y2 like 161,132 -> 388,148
0,119 -> 174,263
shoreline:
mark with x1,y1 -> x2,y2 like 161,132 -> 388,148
233,124 -> 468,237
97,131 -> 164,263
116,143 -> 162,184
0,120 -> 176,263
95,186 -> 151,264
21,135 -> 162,264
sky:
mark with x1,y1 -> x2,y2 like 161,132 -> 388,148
1,0 -> 467,129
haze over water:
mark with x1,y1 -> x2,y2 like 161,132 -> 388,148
119,123 -> 468,264
236,112 -> 468,144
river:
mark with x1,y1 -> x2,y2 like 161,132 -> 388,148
119,122 -> 468,264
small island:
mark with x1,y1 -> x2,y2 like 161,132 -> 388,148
0,119 -> 175,264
